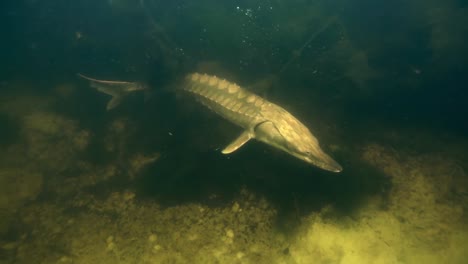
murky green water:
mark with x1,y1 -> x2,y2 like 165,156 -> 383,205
1,0 -> 467,263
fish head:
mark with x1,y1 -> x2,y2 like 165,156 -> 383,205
254,116 -> 342,172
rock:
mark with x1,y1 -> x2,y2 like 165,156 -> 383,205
0,168 -> 43,211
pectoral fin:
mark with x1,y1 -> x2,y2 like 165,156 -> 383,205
222,131 -> 252,154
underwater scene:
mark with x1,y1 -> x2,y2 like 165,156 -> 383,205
1,0 -> 467,263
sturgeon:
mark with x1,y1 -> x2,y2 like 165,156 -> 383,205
183,73 -> 342,172
78,72 -> 342,172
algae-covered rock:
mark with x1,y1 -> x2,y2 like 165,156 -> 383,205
128,152 -> 160,180
0,168 -> 43,211
291,145 -> 468,263
13,189 -> 289,264
289,144 -> 468,264
0,168 -> 43,237
21,111 -> 90,173
5,141 -> 468,264
290,209 -> 400,264
362,145 -> 466,259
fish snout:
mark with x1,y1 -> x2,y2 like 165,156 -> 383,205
306,149 -> 342,172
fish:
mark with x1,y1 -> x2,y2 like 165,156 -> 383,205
184,73 -> 342,172
78,72 -> 342,172
77,73 -> 148,110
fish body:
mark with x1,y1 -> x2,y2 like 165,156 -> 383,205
183,73 -> 342,172
78,72 -> 342,172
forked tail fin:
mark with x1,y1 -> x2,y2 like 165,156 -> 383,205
77,73 -> 146,110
